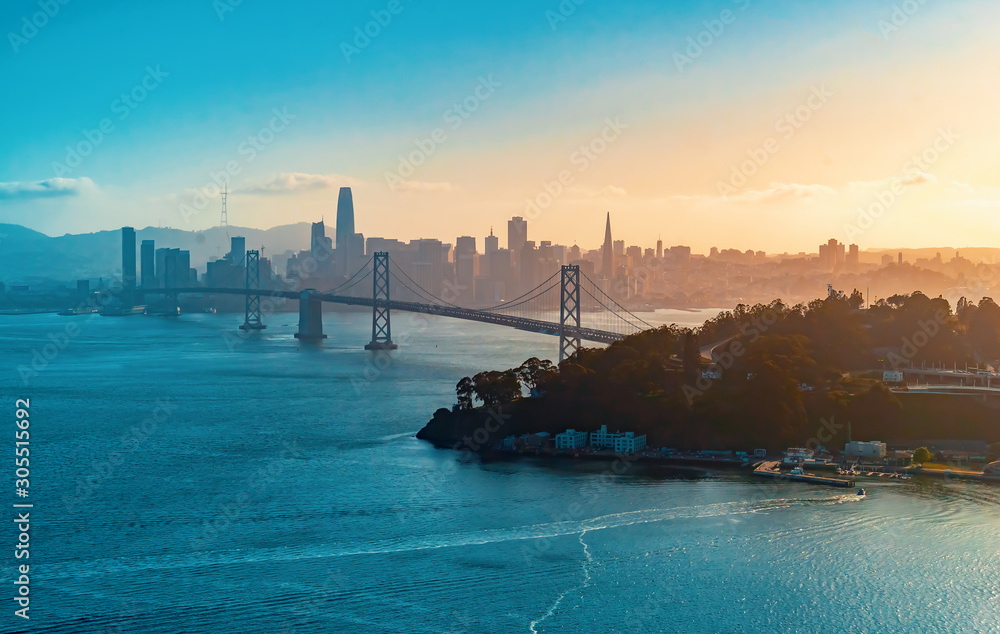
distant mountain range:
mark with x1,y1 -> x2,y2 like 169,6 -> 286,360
0,223 -> 317,284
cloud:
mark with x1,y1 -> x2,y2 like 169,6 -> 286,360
847,172 -> 938,191
236,172 -> 361,196
672,182 -> 837,204
393,180 -> 459,193
0,177 -> 97,200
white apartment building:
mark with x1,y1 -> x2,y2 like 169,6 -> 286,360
555,429 -> 588,450
613,431 -> 646,454
590,424 -> 621,448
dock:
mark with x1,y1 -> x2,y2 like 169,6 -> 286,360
753,461 -> 856,488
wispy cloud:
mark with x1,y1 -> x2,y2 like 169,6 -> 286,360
0,177 -> 97,200
673,182 -> 837,204
236,172 -> 361,196
847,172 -> 938,191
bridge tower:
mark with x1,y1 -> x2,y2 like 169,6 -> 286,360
559,265 -> 581,363
295,289 -> 327,341
365,252 -> 398,351
240,250 -> 267,331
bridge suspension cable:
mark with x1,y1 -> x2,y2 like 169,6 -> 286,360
385,256 -> 463,308
579,271 -> 656,336
476,270 -> 561,313
321,256 -> 374,294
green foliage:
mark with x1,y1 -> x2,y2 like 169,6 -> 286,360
449,290 -> 1000,450
912,446 -> 932,464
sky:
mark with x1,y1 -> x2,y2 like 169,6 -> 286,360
2,0 -> 1000,253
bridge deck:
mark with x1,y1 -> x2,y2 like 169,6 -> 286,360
160,287 -> 625,344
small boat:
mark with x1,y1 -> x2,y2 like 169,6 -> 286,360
857,488 -> 866,496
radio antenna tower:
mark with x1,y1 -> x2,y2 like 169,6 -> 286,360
221,183 -> 230,239
221,183 -> 229,227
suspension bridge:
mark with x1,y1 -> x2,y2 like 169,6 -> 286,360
161,252 -> 653,361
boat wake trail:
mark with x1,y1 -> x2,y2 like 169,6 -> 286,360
579,529 -> 593,588
529,529 -> 593,633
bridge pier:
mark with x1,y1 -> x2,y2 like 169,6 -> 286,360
294,289 -> 327,341
365,252 -> 398,351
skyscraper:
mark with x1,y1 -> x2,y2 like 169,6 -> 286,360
122,227 -> 136,306
311,220 -> 333,257
601,212 -> 614,277
229,236 -> 246,265
656,237 -> 663,259
140,239 -> 155,288
336,187 -> 355,250
455,236 -> 476,302
485,227 -> 499,254
507,216 -> 527,253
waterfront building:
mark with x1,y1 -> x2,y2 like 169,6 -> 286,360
555,429 -> 588,450
883,370 -> 904,383
523,432 -> 550,449
783,447 -> 815,465
844,441 -> 887,459
613,432 -> 646,454
590,424 -> 620,448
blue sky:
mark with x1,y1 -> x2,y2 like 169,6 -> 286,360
2,0 -> 999,252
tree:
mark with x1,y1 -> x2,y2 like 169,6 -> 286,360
682,331 -> 700,378
455,376 -> 474,410
516,357 -> 556,394
912,447 -> 931,465
471,369 -> 522,407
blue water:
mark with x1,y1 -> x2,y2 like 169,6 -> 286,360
2,309 -> 999,633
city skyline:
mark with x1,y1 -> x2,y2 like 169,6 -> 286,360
4,1 -> 1000,252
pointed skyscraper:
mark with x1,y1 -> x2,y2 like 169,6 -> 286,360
335,187 -> 355,251
601,212 -> 614,277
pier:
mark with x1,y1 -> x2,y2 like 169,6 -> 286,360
753,461 -> 856,488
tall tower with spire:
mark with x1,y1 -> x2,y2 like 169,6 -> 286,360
601,212 -> 614,277
335,187 -> 355,251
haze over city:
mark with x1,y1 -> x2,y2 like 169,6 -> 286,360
4,0 -> 1000,253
